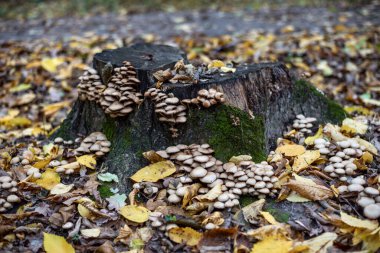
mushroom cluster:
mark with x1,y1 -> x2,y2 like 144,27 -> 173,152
99,61 -> 143,117
77,67 -> 105,101
291,114 -> 317,135
152,144 -> 278,210
144,88 -> 188,124
74,132 -> 111,157
182,88 -> 225,108
0,174 -> 20,213
214,161 -> 278,209
338,176 -> 380,219
315,138 -> 366,181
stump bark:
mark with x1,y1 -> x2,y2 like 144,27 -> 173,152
56,43 -> 346,191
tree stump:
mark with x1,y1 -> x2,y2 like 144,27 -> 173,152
56,43 -> 346,191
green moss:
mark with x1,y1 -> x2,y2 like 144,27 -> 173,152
294,79 -> 346,123
98,182 -> 114,198
264,199 -> 290,223
102,117 -> 117,140
239,195 -> 258,207
201,105 -> 266,162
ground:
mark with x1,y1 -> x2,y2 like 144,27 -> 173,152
0,1 -> 380,253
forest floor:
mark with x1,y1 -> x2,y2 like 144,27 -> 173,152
1,1 -> 380,252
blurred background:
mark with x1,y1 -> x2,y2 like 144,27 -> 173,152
0,0 -> 379,136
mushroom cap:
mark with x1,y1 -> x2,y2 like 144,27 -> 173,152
190,167 -> 208,178
168,194 -> 181,203
351,177 -> 366,185
200,172 -> 217,184
348,184 -> 364,192
166,146 -> 180,154
363,204 -> 380,219
194,155 -> 209,163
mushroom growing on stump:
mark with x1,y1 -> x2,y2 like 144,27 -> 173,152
54,43 -> 346,192
78,67 -> 105,101
100,61 -> 143,117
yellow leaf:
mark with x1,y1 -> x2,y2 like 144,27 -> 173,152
286,191 -> 310,202
298,232 -> 337,253
78,204 -> 92,219
130,160 -> 176,182
340,212 -> 378,230
220,66 -> 236,73
208,60 -> 225,68
304,126 -> 323,145
260,211 -> 278,225
362,152 -> 373,164
285,175 -> 333,201
0,117 -> 32,129
342,118 -> 368,135
168,227 -> 202,246
251,235 -> 293,253
10,83 -> 32,93
119,205 -> 150,223
41,57 -> 65,73
354,137 -> 378,155
242,199 -> 266,224
35,169 -> 60,190
43,232 -> 75,253
33,157 -> 52,169
229,155 -> 252,164
76,155 -> 96,169
276,145 -> 306,157
50,183 -> 74,195
81,228 -> 101,238
292,150 -> 320,172
194,183 -> 222,202
43,100 -> 72,117
344,106 -> 372,116
182,183 -> 201,208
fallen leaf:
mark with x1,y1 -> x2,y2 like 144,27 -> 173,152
76,155 -> 96,169
194,183 -> 222,202
9,83 -> 32,93
81,228 -> 101,238
50,183 -> 74,195
292,150 -> 320,172
260,211 -> 278,225
286,191 -> 310,202
304,126 -> 323,146
296,232 -> 337,253
98,172 -> 119,183
342,118 -> 368,135
130,160 -> 176,182
106,193 -> 127,210
35,169 -> 61,190
119,205 -> 150,223
41,57 -> 65,73
285,175 -> 333,201
208,60 -> 225,68
229,155 -> 252,164
276,145 -> 306,156
43,232 -> 75,253
143,150 -> 166,163
242,199 -> 265,224
251,235 -> 293,253
168,227 -> 202,246
182,183 -> 202,208
33,157 -> 52,169
340,212 -> 378,230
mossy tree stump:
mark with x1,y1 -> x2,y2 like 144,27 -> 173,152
56,43 -> 346,191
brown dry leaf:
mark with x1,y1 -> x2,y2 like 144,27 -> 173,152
194,183 -> 222,202
130,160 -> 176,182
276,144 -> 306,157
201,212 -> 224,226
182,183 -> 202,208
247,223 -> 292,241
142,150 -> 166,163
115,225 -> 133,245
285,175 -> 333,201
292,150 -> 320,172
198,228 -> 237,252
168,227 -> 202,246
242,199 -> 265,224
